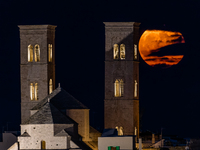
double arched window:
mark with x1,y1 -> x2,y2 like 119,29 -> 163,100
27,44 -> 40,62
113,44 -> 125,60
114,79 -> 124,97
30,82 -> 38,100
115,126 -> 123,136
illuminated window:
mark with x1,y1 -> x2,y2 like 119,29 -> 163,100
115,126 -> 123,136
134,127 -> 137,136
34,44 -> 40,62
28,45 -> 33,62
41,141 -> 46,150
49,79 -> 53,94
30,83 -> 38,100
134,44 -> 137,59
120,44 -> 125,60
114,79 -> 124,97
134,80 -> 137,97
113,44 -> 119,59
48,44 -> 52,62
35,83 -> 38,100
30,83 -> 34,100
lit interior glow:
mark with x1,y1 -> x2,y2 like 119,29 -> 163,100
134,44 -> 137,59
30,83 -> 34,100
48,44 -> 52,62
28,45 -> 33,62
134,80 -> 137,97
120,44 -> 125,60
115,126 -> 123,136
49,79 -> 53,94
34,83 -> 38,100
139,30 -> 185,67
114,79 -> 124,97
113,44 -> 119,59
34,44 -> 40,62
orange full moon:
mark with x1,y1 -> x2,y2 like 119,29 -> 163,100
138,30 -> 185,67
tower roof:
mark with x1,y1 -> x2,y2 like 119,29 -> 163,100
31,86 -> 88,111
22,101 -> 76,124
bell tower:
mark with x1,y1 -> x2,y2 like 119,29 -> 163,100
19,25 -> 56,123
104,22 -> 140,137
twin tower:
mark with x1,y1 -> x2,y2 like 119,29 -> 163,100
19,22 -> 140,137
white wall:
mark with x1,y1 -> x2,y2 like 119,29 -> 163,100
18,124 -> 68,149
98,136 -> 134,150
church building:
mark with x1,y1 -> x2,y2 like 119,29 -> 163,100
8,22 -> 140,150
8,25 -> 101,150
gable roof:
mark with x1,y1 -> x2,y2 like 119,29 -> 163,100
22,101 -> 76,124
19,131 -> 31,137
31,87 -> 88,111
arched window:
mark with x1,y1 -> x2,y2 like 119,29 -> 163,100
114,79 -> 124,97
30,83 -> 34,100
34,44 -> 40,62
41,140 -> 46,150
49,79 -> 53,94
35,83 -> 38,100
134,44 -> 137,59
120,44 -> 125,60
134,80 -> 137,97
28,45 -> 33,62
48,44 -> 52,62
113,44 -> 119,59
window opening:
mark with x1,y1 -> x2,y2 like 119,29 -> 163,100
134,44 -> 137,59
114,79 -> 124,97
134,80 -> 137,97
48,44 -> 52,62
113,44 -> 119,59
34,44 -> 40,62
28,45 -> 33,62
120,44 -> 125,60
49,79 -> 53,94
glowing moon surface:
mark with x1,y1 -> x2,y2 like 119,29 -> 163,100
139,30 -> 185,67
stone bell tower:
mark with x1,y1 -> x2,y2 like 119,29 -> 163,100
19,25 -> 56,123
104,22 -> 140,137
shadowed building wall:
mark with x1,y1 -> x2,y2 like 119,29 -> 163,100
104,22 -> 140,137
19,25 -> 56,123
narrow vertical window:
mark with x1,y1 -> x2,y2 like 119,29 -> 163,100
34,44 -> 40,62
113,44 -> 119,59
48,44 -> 52,62
30,83 -> 34,100
120,44 -> 125,60
120,79 -> 124,96
114,79 -> 120,97
134,80 -> 137,97
114,79 -> 124,97
134,44 -> 137,59
49,79 -> 53,94
28,45 -> 33,62
35,83 -> 38,100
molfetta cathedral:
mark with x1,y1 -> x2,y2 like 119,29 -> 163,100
8,22 -> 140,150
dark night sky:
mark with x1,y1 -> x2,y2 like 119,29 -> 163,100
0,0 -> 200,138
